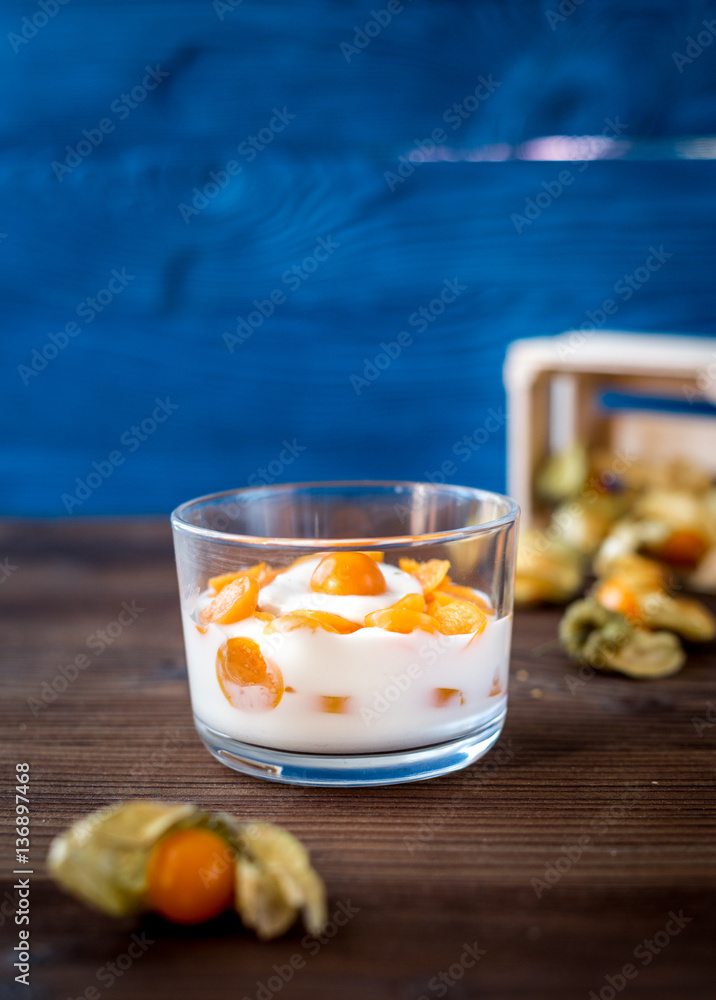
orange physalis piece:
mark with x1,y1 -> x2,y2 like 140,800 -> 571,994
318,695 -> 351,714
281,610 -> 361,633
263,614 -> 339,635
399,558 -> 450,594
489,677 -> 502,697
365,594 -> 436,634
432,687 -> 465,707
439,581 -> 494,614
195,624 -> 209,635
208,563 -> 266,593
254,610 -> 275,622
146,827 -> 235,925
649,528 -> 708,568
200,576 -> 259,625
310,552 -> 386,596
595,579 -> 641,621
216,637 -> 283,711
433,600 -> 488,636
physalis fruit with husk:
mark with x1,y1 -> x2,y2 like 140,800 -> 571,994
47,801 -> 326,939
559,597 -> 685,679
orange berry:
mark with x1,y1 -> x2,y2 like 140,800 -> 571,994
208,563 -> 266,593
439,582 -> 494,614
432,687 -> 465,707
200,576 -> 259,625
318,695 -> 351,714
399,558 -> 450,593
216,638 -> 283,711
277,610 -> 361,633
310,552 -> 386,596
595,579 -> 641,621
365,595 -> 436,633
433,600 -> 488,636
263,614 -> 339,635
649,529 -> 708,568
146,828 -> 235,925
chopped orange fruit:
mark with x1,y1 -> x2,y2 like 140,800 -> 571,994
200,576 -> 260,625
195,624 -> 209,635
647,528 -> 708,568
318,695 -> 351,714
218,636 -> 266,685
208,563 -> 266,593
440,581 -> 494,613
489,678 -> 502,697
279,610 -> 360,633
216,638 -> 283,711
365,594 -> 437,633
399,558 -> 450,593
433,600 -> 488,636
310,552 -> 386,596
263,614 -> 339,634
254,610 -> 275,622
594,579 -> 641,620
257,565 -> 281,587
146,827 -> 235,925
432,687 -> 464,707
429,589 -> 455,607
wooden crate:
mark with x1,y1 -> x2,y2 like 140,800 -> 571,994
503,332 -> 716,527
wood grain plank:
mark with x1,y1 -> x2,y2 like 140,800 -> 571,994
1,518 -> 715,998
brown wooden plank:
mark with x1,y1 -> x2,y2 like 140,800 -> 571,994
1,518 -> 715,999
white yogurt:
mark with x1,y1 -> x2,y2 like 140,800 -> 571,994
257,556 -> 421,623
184,559 -> 511,753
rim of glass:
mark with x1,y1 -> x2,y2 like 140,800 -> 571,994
171,480 -> 520,548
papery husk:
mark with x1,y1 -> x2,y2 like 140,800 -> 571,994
515,529 -> 584,605
535,444 -> 588,502
47,801 -> 203,917
48,802 -> 327,940
559,598 -> 686,679
639,593 -> 716,642
594,520 -> 671,577
633,489 -> 716,540
551,495 -> 625,557
234,822 -> 326,939
600,629 -> 685,679
687,545 -> 716,593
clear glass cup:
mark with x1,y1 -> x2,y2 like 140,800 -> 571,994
171,481 -> 519,786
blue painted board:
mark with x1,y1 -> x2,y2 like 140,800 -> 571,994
1,0 -> 716,514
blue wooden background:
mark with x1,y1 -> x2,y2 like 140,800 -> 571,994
2,0 -> 716,515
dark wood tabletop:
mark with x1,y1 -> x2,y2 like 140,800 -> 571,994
1,518 -> 715,1000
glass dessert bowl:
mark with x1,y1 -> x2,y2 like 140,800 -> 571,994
171,482 -> 519,786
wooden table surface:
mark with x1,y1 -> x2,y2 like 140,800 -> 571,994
1,518 -> 715,1000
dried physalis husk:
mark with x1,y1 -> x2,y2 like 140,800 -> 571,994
559,598 -> 685,680
535,444 -> 589,502
47,801 -> 202,917
640,594 -> 716,642
600,630 -> 685,679
593,520 -> 671,578
234,822 -> 327,939
47,801 -> 326,940
514,529 -> 584,606
687,544 -> 716,594
551,495 -> 626,557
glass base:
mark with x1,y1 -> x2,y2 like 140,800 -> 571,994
193,710 -> 507,787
